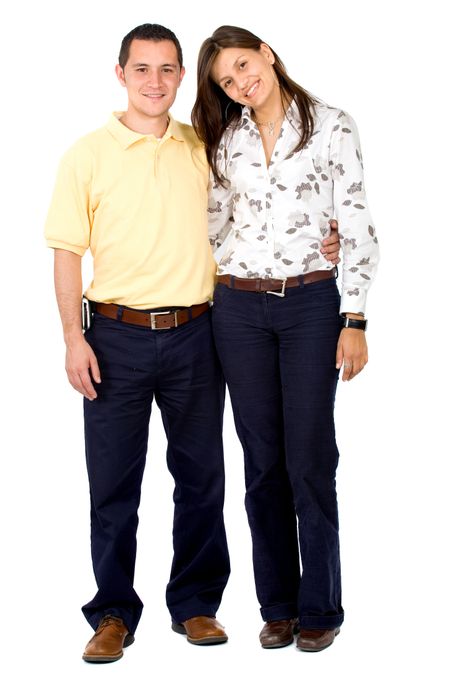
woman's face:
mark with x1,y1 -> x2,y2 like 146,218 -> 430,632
211,45 -> 278,111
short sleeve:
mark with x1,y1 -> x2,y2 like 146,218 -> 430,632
44,144 -> 94,256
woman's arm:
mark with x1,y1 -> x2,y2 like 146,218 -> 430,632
330,110 -> 379,316
330,110 -> 379,379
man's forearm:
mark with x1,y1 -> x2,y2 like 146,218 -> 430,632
54,249 -> 84,345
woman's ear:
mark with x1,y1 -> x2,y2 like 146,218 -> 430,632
260,43 -> 275,65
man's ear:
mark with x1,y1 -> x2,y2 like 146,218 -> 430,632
115,64 -> 126,88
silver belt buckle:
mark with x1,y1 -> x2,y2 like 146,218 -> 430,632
150,310 -> 177,329
266,279 -> 287,298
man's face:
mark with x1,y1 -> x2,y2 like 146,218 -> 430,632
116,39 -> 185,121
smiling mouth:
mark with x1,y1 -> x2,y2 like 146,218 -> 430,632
142,93 -> 165,99
245,81 -> 260,98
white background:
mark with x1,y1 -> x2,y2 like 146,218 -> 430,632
1,0 -> 448,673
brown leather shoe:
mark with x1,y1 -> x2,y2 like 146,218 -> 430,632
259,619 -> 299,648
82,615 -> 134,663
296,627 -> 340,652
172,616 -> 228,645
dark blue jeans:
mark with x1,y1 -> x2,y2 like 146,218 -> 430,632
212,277 -> 344,630
81,309 -> 229,634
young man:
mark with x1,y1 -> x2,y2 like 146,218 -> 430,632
45,23 -> 341,662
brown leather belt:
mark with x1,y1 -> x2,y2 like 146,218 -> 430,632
94,301 -> 210,330
217,269 -> 336,294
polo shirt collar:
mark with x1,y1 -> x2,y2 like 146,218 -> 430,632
166,116 -> 185,142
106,112 -> 184,149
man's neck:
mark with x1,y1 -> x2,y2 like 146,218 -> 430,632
119,109 -> 170,138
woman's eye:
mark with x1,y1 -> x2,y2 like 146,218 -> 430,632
224,80 -> 232,88
239,61 -> 247,69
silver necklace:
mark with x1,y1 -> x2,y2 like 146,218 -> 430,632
254,115 -> 283,136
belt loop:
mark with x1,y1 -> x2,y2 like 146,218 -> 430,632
117,306 -> 124,321
230,276 -> 235,289
188,307 -> 193,320
298,274 -> 305,288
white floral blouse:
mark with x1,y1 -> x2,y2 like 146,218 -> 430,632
207,102 -> 379,315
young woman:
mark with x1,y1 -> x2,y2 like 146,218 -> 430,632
192,26 -> 379,652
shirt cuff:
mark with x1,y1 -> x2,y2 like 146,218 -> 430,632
339,287 -> 367,316
46,240 -> 86,256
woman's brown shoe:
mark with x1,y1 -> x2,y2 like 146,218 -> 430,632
296,627 -> 340,652
259,619 -> 299,648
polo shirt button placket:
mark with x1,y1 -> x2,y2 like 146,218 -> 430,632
147,139 -> 157,177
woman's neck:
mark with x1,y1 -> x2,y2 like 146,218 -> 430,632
251,91 -> 289,124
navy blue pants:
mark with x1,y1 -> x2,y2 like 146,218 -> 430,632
212,277 -> 344,630
81,309 -> 229,634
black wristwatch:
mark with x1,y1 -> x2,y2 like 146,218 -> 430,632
340,315 -> 368,331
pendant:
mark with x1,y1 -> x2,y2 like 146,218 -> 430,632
268,121 -> 275,136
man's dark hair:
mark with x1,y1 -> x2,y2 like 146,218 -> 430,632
119,24 -> 183,69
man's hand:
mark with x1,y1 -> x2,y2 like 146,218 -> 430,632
321,219 -> 341,265
65,333 -> 101,400
336,328 -> 368,381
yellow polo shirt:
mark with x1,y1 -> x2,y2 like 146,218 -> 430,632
45,113 -> 216,309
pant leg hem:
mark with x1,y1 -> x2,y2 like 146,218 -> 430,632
170,604 -> 222,624
261,603 -> 298,622
299,613 -> 344,630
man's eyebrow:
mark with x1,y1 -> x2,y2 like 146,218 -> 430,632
130,62 -> 178,68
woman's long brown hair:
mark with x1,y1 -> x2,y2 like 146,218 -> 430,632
191,25 -> 319,187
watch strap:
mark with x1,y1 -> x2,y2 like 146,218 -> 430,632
340,316 -> 368,331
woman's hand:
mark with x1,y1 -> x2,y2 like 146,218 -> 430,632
336,327 -> 368,381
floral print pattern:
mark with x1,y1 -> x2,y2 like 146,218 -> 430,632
208,103 -> 379,314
